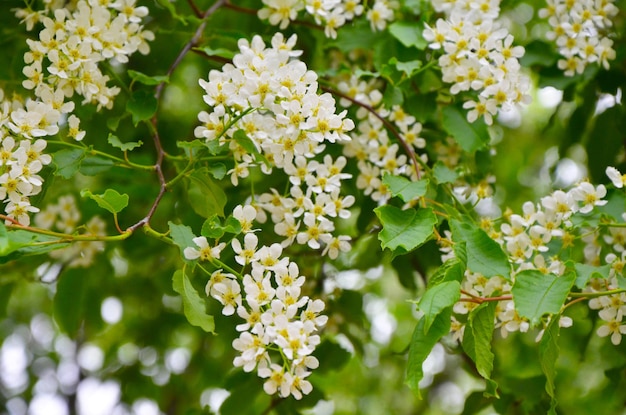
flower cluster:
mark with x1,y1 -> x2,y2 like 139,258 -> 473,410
34,195 -> 106,267
18,0 -> 154,110
331,73 -> 426,204
539,0 -> 618,76
258,0 -> 395,38
423,0 -> 531,125
184,204 -> 326,400
195,33 -> 354,258
441,177 -> 614,340
0,90 -> 55,225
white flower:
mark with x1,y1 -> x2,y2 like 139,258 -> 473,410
183,236 -> 226,261
606,166 -> 626,188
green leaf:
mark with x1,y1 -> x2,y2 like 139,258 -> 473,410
208,163 -> 227,180
462,303 -> 498,397
108,133 -> 143,152
539,316 -> 561,414
0,225 -> 69,263
168,221 -> 197,261
512,270 -> 576,327
172,270 -> 215,333
382,174 -> 429,202
388,21 -> 427,49
195,46 -> 236,60
433,161 -> 458,184
126,89 -> 158,125
187,167 -> 227,218
374,206 -> 437,254
154,0 -> 187,23
128,69 -> 169,86
53,268 -> 87,336
574,263 -> 612,289
201,215 -> 224,239
81,188 -> 129,214
427,258 -> 465,288
53,148 -> 86,179
418,281 -> 460,333
79,155 -> 114,176
442,106 -> 489,153
406,308 -> 451,397
233,129 -> 269,166
450,219 -> 510,279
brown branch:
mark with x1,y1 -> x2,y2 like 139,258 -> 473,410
186,0 -> 203,17
320,85 -> 423,179
128,0 -> 226,232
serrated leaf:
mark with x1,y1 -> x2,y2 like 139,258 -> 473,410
388,21 -> 427,49
126,89 -> 158,125
512,270 -> 576,327
427,258 -> 464,288
201,215 -> 224,239
168,221 -> 196,262
574,263 -> 612,289
450,219 -> 510,279
382,174 -> 429,202
418,281 -> 460,333
128,69 -> 169,86
442,106 -> 489,153
540,316 -> 561,414
187,168 -> 227,218
53,148 -> 86,179
462,303 -> 498,397
208,163 -> 227,180
172,270 -> 215,333
406,309 -> 451,397
81,188 -> 129,214
108,133 -> 143,152
375,206 -> 437,253
433,161 -> 458,184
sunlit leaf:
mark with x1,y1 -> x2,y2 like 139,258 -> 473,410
512,270 -> 576,327
382,174 -> 429,202
450,219 -> 510,279
375,205 -> 437,254
81,188 -> 129,214
463,303 -> 498,397
418,281 -> 460,333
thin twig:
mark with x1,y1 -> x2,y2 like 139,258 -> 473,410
320,85 -> 423,179
128,0 -> 226,232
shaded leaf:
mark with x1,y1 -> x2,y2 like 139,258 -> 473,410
540,316 -> 561,414
442,106 -> 489,153
53,268 -> 87,337
80,155 -> 114,176
406,309 -> 451,397
126,89 -> 158,125
433,161 -> 458,184
418,281 -> 460,333
462,303 -> 498,397
128,69 -> 169,86
187,168 -> 227,218
512,270 -> 576,327
172,270 -> 215,333
53,148 -> 86,179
